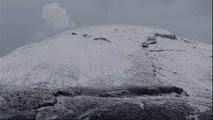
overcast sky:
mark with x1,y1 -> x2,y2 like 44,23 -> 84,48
0,0 -> 212,57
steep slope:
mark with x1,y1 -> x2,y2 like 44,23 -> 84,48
0,25 -> 212,120
0,26 -> 168,88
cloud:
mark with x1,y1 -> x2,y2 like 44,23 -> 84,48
33,2 -> 76,43
32,31 -> 48,41
41,2 -> 73,28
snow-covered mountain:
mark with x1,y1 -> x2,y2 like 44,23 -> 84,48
0,25 -> 212,120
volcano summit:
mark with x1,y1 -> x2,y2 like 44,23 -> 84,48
0,25 -> 212,120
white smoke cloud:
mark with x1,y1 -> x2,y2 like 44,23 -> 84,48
42,2 -> 74,28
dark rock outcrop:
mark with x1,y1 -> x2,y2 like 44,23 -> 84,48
93,37 -> 111,42
0,86 -> 210,120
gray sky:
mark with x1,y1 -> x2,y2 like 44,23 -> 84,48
0,0 -> 212,57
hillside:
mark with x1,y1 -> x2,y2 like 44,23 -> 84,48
0,25 -> 212,120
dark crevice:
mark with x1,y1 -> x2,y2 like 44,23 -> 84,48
51,86 -> 189,98
149,49 -> 164,52
53,89 -> 81,97
93,37 -> 111,42
155,33 -> 177,40
72,32 -> 77,35
53,90 -> 72,97
33,98 -> 57,110
149,49 -> 186,52
142,33 -> 177,48
125,86 -> 187,96
142,36 -> 157,48
142,40 -> 157,48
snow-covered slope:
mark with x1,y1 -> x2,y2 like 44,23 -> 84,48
0,25 -> 212,98
0,25 -> 212,120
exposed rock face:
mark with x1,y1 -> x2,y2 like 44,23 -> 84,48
0,25 -> 212,120
0,86 -> 211,120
